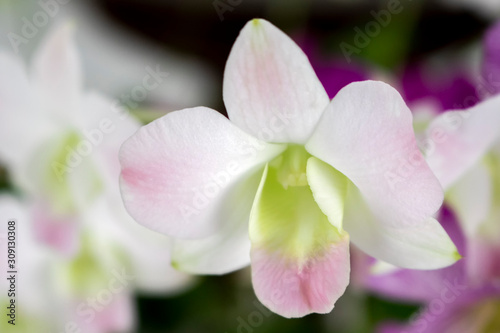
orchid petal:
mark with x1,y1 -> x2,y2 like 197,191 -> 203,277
171,170 -> 262,275
306,81 -> 443,228
31,130 -> 104,215
379,287 -> 500,333
31,201 -> 80,256
446,161 -> 492,237
425,94 -> 500,189
249,165 -> 350,318
74,293 -> 135,333
119,107 -> 285,239
79,92 -> 141,198
0,53 -> 31,113
84,199 -> 193,293
466,238 -> 500,285
365,257 -> 466,303
357,208 -> 467,302
223,19 -> 329,144
0,54 -> 54,186
344,185 -> 460,270
306,156 -> 348,231
32,22 -> 82,124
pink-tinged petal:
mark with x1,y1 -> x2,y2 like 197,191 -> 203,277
120,107 -> 285,239
251,237 -> 350,318
344,185 -> 459,270
32,22 -> 82,124
466,238 -> 500,286
70,293 -> 135,333
425,94 -> 500,189
306,81 -> 443,229
364,260 -> 466,303
93,294 -> 135,333
31,201 -> 80,257
223,19 -> 329,144
249,165 -> 350,318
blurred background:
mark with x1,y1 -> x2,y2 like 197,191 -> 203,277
0,0 -> 499,332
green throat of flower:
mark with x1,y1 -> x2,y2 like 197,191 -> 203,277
39,130 -> 104,215
58,234 -> 132,297
250,145 -> 347,262
270,144 -> 311,189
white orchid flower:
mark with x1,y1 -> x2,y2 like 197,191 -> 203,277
119,19 -> 459,318
0,22 -> 133,255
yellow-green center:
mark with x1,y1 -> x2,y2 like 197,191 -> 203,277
250,145 -> 345,262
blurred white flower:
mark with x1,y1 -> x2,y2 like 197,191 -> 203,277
0,21 -> 193,332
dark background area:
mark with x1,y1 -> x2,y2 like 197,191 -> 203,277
93,0 -> 488,112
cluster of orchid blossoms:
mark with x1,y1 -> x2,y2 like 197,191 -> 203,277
0,24 -> 191,332
119,17 -> 500,321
